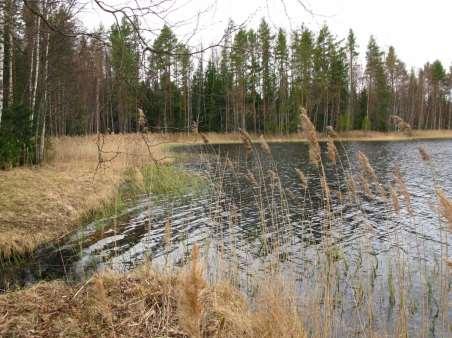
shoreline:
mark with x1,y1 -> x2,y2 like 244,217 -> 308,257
1,129 -> 452,260
168,129 -> 452,146
0,130 -> 451,337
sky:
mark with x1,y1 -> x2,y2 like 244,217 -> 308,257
81,0 -> 452,70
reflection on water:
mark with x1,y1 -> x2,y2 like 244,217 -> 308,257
2,139 -> 451,335
5,140 -> 452,277
73,139 -> 451,273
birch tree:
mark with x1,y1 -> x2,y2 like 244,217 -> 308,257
30,0 -> 42,121
0,1 -> 4,126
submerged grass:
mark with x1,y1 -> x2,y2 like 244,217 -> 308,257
80,164 -> 205,229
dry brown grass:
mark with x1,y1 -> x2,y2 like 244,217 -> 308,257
0,265 -> 181,337
0,254 -> 307,338
176,129 -> 452,144
0,133 -> 169,259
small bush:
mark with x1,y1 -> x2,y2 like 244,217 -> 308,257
0,105 -> 35,169
338,113 -> 353,131
361,116 -> 371,131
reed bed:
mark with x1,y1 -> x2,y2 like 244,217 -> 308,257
176,114 -> 451,337
1,122 -> 452,337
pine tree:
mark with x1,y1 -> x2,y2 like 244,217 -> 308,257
110,17 -> 140,132
344,29 -> 358,130
151,24 -> 177,132
290,26 -> 313,128
0,0 -> 4,125
365,36 -> 390,130
429,60 -> 446,129
328,36 -> 348,129
275,28 -> 289,132
176,44 -> 192,132
247,29 -> 260,132
231,27 -> 248,130
258,18 -> 274,132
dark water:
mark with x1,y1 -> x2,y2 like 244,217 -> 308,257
1,139 -> 451,334
3,140 -> 452,279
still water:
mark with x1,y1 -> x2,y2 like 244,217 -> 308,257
4,140 -> 452,278
2,139 -> 452,334
66,139 -> 452,273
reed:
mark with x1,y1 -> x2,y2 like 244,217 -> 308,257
178,244 -> 206,337
437,189 -> 452,228
295,168 -> 308,189
1,124 -> 451,337
300,111 -> 321,166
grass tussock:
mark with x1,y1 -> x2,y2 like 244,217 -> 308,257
0,258 -> 308,338
0,265 -> 180,337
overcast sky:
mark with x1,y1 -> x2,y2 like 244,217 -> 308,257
81,0 -> 451,70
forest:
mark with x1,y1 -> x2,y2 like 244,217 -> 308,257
0,0 -> 451,165
1,2 -> 452,337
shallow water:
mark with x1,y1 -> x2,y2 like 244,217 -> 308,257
4,140 -> 452,278
2,139 -> 451,335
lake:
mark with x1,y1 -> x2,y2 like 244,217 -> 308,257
2,139 -> 451,336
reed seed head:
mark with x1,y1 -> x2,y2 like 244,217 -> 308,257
300,110 -> 321,166
239,128 -> 253,159
418,146 -> 431,161
245,170 -> 258,186
389,115 -> 403,125
327,139 -> 337,165
357,151 -> 377,181
199,133 -> 209,144
259,135 -> 272,155
326,125 -> 338,138
436,189 -> 452,229
390,187 -> 400,215
295,168 -> 308,189
393,168 -> 412,215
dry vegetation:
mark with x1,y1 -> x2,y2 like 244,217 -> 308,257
0,247 -> 307,338
1,126 -> 452,337
0,134 -> 169,259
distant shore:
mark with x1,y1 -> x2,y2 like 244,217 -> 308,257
167,129 -> 452,145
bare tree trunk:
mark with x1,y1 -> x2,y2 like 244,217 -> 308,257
95,77 -> 100,134
8,28 -> 12,106
0,1 -> 4,126
7,0 -> 13,106
28,35 -> 34,105
31,0 -> 42,120
38,1 -> 49,162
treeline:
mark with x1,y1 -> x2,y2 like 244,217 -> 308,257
0,1 -> 451,153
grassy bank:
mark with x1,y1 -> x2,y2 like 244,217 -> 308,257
1,129 -> 451,337
0,134 -> 170,260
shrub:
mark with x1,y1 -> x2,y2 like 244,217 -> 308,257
338,113 -> 353,131
361,115 -> 371,131
0,105 -> 35,169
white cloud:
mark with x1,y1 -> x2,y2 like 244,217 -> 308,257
81,0 -> 452,70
